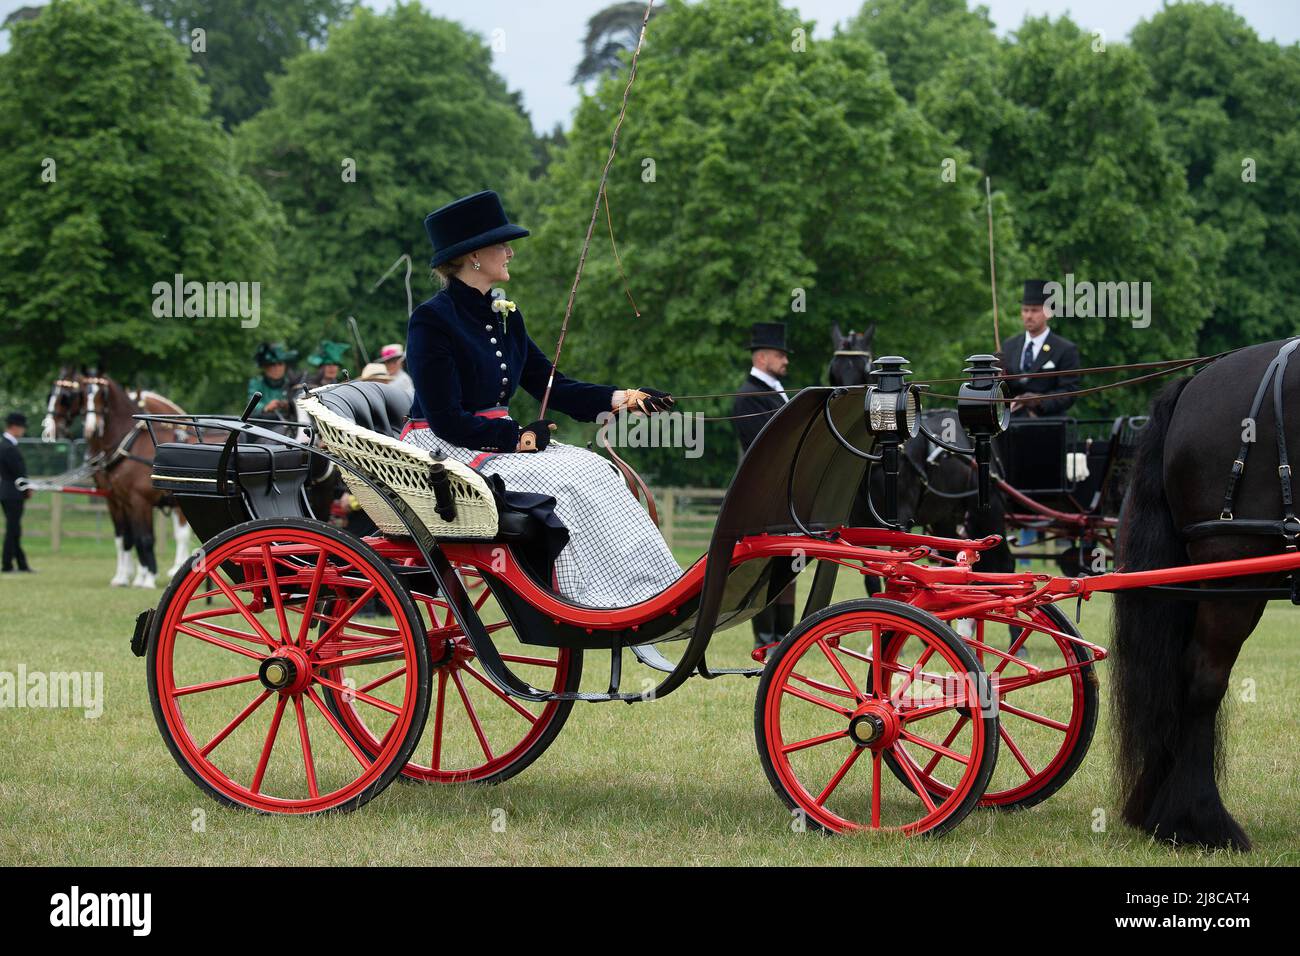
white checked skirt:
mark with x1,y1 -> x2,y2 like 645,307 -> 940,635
402,427 -> 684,608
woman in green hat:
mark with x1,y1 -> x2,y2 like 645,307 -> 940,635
248,342 -> 302,418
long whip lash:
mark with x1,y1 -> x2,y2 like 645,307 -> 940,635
539,0 -> 656,419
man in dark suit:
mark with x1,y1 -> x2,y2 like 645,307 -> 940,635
732,322 -> 795,648
1,412 -> 33,574
997,279 -> 1080,417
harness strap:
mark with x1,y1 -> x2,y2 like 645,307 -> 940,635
1219,337 -> 1300,527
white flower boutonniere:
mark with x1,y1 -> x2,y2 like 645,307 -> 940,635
491,295 -> 517,334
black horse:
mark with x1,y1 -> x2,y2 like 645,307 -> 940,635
828,324 -> 1013,574
1113,339 -> 1299,851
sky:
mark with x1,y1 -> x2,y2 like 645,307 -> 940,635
1,0 -> 1297,133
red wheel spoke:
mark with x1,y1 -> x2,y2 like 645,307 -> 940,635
999,699 -> 1069,732
892,646 -> 935,699
308,585 -> 378,655
313,673 -> 402,716
251,695 -> 288,794
818,638 -> 863,700
305,687 -> 373,770
173,672 -> 260,697
871,624 -> 883,698
923,715 -> 969,776
451,669 -> 493,761
499,653 -> 559,669
294,550 -> 328,647
359,667 -> 406,694
260,544 -> 291,643
999,722 -> 1038,779
788,670 -> 856,701
781,728 -> 848,755
815,744 -> 864,807
432,669 -> 448,770
899,729 -> 970,766
207,571 -> 278,650
871,750 -> 882,829
293,694 -> 318,799
180,618 -> 273,649
313,640 -> 407,669
780,683 -> 853,717
200,690 -> 272,757
178,624 -> 266,660
892,742 -> 938,813
462,664 -> 539,723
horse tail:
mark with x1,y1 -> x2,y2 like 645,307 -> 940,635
1111,374 -> 1194,829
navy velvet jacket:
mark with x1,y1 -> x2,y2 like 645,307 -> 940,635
406,276 -> 616,451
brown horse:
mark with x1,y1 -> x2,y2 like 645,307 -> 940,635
43,369 -> 195,588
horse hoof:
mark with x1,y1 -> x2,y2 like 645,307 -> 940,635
109,578 -> 130,588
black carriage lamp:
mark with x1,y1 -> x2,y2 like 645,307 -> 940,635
956,354 -> 1011,509
863,356 -> 925,525
822,354 -> 925,527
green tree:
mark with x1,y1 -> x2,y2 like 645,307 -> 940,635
138,0 -> 354,129
237,2 -> 538,358
880,11 -> 1216,411
1132,2 -> 1300,355
843,0 -> 999,103
511,0 -> 1005,486
0,0 -> 283,406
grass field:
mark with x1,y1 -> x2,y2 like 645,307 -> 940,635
1,529 -> 1297,867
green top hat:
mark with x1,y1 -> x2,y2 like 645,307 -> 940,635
254,342 -> 299,367
308,340 -> 350,367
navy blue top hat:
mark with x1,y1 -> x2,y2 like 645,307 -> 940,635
749,322 -> 792,354
424,190 -> 530,268
1021,279 -> 1051,306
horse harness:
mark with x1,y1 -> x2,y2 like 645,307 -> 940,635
1183,337 -> 1300,550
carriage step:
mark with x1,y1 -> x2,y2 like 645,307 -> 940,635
131,609 -> 154,658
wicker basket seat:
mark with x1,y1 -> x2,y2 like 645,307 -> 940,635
299,389 -> 498,538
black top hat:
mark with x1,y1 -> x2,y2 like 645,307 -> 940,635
6,412 -> 28,427
1021,279 -> 1051,306
749,322 -> 792,354
424,190 -> 530,268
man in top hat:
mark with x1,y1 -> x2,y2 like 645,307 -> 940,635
306,340 -> 350,387
997,279 -> 1080,417
379,343 -> 414,400
732,322 -> 795,648
1,412 -> 33,573
248,342 -> 302,418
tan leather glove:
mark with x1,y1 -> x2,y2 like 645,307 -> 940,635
615,386 -> 675,414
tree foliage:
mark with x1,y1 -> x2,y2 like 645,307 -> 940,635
138,0 -> 355,129
1132,2 -> 1300,355
511,0 -> 1007,485
857,3 -> 1216,413
236,2 -> 538,362
0,0 -> 283,403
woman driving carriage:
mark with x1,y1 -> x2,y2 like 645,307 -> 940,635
401,190 -> 683,608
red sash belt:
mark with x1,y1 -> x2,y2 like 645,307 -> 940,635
399,407 -> 511,468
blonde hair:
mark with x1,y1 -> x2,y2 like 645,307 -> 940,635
432,255 -> 468,288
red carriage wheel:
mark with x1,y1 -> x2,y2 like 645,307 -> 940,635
881,603 -> 1098,810
146,518 -> 431,814
755,599 -> 998,836
321,566 -> 582,784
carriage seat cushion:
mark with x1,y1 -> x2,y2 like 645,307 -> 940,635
153,441 -> 310,496
315,381 -> 411,439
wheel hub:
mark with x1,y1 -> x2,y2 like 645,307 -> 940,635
259,645 -> 312,694
847,702 -> 901,748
